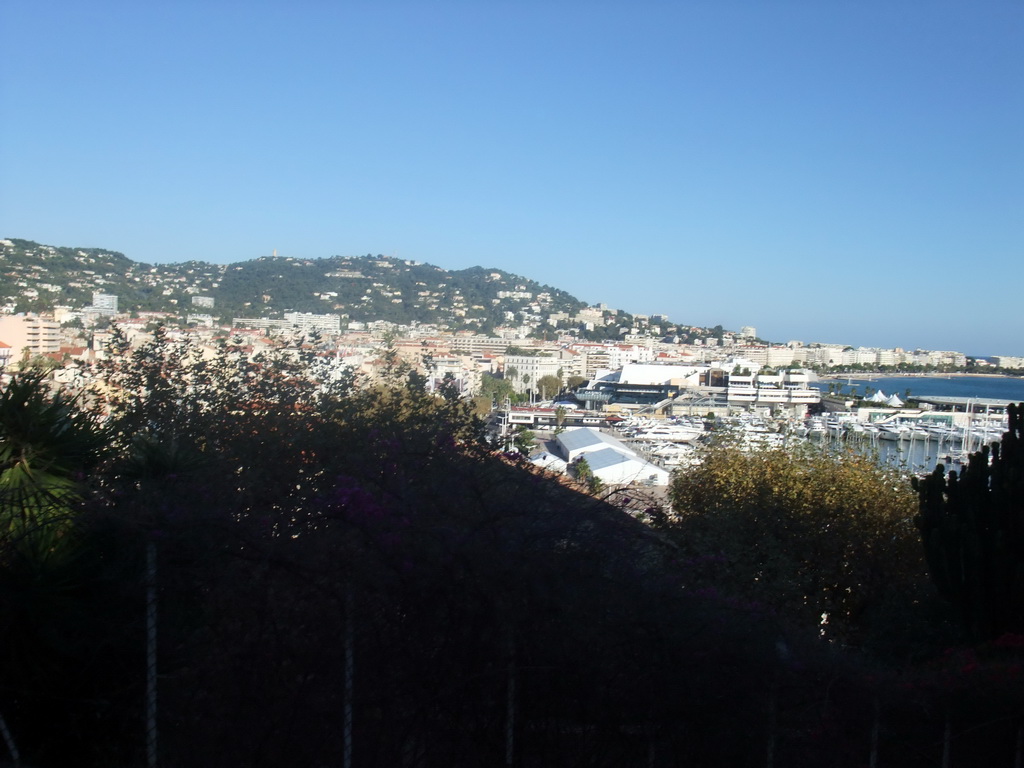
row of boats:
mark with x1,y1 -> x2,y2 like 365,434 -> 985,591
798,416 -> 1006,448
612,415 -> 786,467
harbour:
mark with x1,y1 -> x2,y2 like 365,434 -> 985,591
508,374 -> 1024,480
607,373 -> 1023,476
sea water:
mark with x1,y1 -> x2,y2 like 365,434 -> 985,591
815,375 -> 1024,402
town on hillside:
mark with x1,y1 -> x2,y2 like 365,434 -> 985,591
2,237 -> 1018,487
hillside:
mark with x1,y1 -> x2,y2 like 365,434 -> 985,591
0,238 -> 605,333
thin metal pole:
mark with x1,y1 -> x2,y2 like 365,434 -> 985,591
941,708 -> 951,768
0,711 -> 21,767
146,539 -> 158,768
344,585 -> 354,768
505,633 -> 516,768
765,679 -> 776,768
869,698 -> 879,768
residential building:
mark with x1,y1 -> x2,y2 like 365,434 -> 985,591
503,350 -> 580,395
0,314 -> 61,356
233,312 -> 341,334
994,356 -> 1024,369
88,292 -> 119,315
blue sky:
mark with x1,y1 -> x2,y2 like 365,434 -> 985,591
2,1 -> 1022,355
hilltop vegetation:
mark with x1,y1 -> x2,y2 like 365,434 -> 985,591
1,239 -> 590,331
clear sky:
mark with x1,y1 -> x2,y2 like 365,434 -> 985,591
2,1 -> 1021,355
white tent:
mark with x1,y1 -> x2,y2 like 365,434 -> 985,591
867,390 -> 889,403
557,427 -> 670,487
583,447 -> 671,487
886,394 -> 903,407
556,427 -> 636,463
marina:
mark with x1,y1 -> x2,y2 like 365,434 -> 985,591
507,375 -> 1023,479
608,409 -> 1010,476
602,375 -> 1023,476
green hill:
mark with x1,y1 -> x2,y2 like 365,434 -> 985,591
1,239 -> 591,331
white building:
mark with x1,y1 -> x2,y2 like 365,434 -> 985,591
503,350 -> 581,395
283,312 -> 342,333
596,362 -> 706,388
584,448 -> 670,487
233,312 -> 342,334
724,370 -> 819,412
566,343 -> 656,380
994,356 -> 1024,369
89,292 -> 119,315
556,428 -> 670,487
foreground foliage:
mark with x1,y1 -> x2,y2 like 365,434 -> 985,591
0,373 -> 108,545
915,402 -> 1024,642
2,340 -> 1024,766
667,440 -> 930,652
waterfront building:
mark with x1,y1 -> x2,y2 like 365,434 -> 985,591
555,427 -> 670,487
724,369 -> 818,413
577,362 -> 707,412
911,350 -> 968,368
877,348 -> 899,367
577,360 -> 819,417
565,343 -> 614,380
993,356 -> 1024,369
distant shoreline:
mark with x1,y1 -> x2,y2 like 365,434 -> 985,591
819,372 -> 1021,382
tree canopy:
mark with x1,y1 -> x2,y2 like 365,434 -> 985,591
665,440 -> 931,653
536,374 -> 562,399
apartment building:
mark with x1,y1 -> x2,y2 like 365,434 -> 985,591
89,292 -> 119,315
994,356 -> 1024,369
503,349 -> 582,395
233,312 -> 341,334
0,313 -> 61,356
